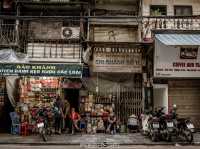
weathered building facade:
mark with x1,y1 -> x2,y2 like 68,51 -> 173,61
142,0 -> 200,128
0,0 -> 200,128
86,0 -> 146,124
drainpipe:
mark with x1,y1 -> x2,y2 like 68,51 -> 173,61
15,3 -> 20,52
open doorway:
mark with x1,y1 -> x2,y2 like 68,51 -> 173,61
153,84 -> 168,114
0,95 -> 14,133
63,89 -> 79,112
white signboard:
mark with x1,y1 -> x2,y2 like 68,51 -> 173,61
154,40 -> 200,78
93,50 -> 142,73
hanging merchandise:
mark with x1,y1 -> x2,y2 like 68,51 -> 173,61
13,76 -> 61,136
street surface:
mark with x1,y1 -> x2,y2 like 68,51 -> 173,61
1,133 -> 200,145
0,145 -> 200,149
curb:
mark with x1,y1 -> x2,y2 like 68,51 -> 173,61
0,142 -> 200,146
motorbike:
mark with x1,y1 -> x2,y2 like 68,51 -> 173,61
140,112 -> 152,135
173,118 -> 194,143
171,105 -> 195,143
37,116 -> 47,142
140,109 -> 161,141
155,107 -> 174,142
149,116 -> 160,142
32,107 -> 54,142
147,107 -> 174,142
163,114 -> 174,141
127,114 -> 140,133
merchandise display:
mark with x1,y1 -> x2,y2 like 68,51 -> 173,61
80,93 -> 115,134
15,77 -> 61,135
8,77 -> 117,135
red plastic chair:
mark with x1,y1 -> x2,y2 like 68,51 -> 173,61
20,122 -> 29,136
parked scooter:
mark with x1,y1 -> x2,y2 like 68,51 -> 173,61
156,107 -> 175,142
171,104 -> 194,143
148,116 -> 160,142
127,114 -> 139,133
140,112 -> 152,136
163,114 -> 175,141
32,107 -> 54,142
36,115 -> 47,142
144,107 -> 174,142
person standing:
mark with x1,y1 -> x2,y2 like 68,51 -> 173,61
53,95 -> 64,134
62,99 -> 70,132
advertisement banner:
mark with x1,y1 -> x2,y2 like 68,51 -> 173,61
93,50 -> 142,73
0,63 -> 82,77
154,40 -> 200,78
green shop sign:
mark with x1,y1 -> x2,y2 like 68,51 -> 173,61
0,63 -> 83,77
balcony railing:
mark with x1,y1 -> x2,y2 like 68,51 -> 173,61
0,24 -> 17,46
16,0 -> 87,4
142,16 -> 200,41
26,42 -> 82,63
92,9 -> 138,16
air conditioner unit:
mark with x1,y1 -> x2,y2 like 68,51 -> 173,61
61,27 -> 80,39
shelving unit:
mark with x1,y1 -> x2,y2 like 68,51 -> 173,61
79,94 -> 115,133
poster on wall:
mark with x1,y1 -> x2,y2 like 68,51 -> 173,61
154,40 -> 200,78
93,27 -> 137,42
93,49 -> 142,73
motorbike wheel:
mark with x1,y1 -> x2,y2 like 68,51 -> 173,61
42,129 -> 47,142
166,132 -> 172,142
151,132 -> 158,142
184,129 -> 193,143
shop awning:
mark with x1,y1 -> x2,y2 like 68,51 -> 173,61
155,34 -> 200,46
0,63 -> 83,77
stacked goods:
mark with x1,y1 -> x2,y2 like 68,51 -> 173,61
80,94 -> 115,134
16,77 -> 60,135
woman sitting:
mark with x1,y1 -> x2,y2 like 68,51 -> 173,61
69,108 -> 81,133
107,113 -> 117,134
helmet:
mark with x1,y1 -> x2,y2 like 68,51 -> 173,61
173,104 -> 177,109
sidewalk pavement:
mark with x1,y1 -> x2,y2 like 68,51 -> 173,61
0,133 -> 200,145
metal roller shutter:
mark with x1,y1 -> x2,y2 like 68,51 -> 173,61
169,80 -> 200,128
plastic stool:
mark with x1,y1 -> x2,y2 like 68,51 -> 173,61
20,122 -> 28,136
9,112 -> 20,135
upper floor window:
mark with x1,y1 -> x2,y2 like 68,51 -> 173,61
150,5 -> 167,16
174,6 -> 192,16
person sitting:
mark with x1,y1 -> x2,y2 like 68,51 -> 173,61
79,117 -> 86,132
107,113 -> 117,134
69,108 -> 81,133
102,109 -> 110,133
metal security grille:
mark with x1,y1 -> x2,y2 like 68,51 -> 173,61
93,74 -> 144,125
96,74 -> 143,125
114,75 -> 143,125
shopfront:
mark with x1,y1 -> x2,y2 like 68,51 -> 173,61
88,46 -> 144,129
0,62 -> 83,134
154,34 -> 200,128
